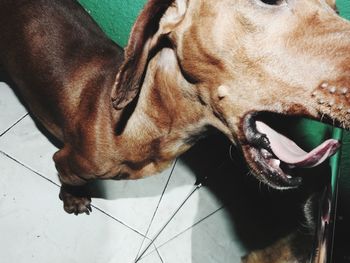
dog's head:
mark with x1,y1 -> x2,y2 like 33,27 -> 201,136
112,0 -> 350,189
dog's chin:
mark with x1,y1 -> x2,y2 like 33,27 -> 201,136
240,112 -> 340,190
243,145 -> 303,189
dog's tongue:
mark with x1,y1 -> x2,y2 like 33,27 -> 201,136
256,121 -> 340,168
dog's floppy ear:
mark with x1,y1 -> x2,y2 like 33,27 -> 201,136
111,0 -> 188,110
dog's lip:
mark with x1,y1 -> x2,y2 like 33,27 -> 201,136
242,113 -> 341,188
247,146 -> 303,188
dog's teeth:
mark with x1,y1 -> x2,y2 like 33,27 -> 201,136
274,159 -> 280,166
261,149 -> 272,158
269,159 -> 280,168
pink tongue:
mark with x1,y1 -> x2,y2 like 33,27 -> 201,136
256,121 -> 340,168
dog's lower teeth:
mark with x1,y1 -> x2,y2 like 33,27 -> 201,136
261,149 -> 272,158
269,158 -> 281,168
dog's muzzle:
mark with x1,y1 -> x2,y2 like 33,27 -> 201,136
242,113 -> 340,189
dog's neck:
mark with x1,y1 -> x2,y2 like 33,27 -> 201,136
119,48 -> 210,160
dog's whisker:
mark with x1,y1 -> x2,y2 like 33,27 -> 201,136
228,144 -> 243,168
296,219 -> 314,235
258,180 -> 263,192
320,113 -> 325,123
229,144 -> 235,161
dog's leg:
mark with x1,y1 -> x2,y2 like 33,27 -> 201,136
53,148 -> 92,215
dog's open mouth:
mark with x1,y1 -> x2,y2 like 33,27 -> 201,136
242,113 -> 340,189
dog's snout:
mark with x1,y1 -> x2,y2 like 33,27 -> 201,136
311,80 -> 350,127
319,83 -> 349,95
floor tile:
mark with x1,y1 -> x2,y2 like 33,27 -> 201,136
138,254 -> 163,263
0,115 -> 175,235
0,115 -> 59,182
89,166 -> 174,234
0,153 -> 144,263
144,161 -> 222,247
156,209 -> 246,263
0,82 -> 27,136
142,136 -> 239,248
136,244 -> 164,263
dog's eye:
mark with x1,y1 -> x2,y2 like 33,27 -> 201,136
260,0 -> 285,5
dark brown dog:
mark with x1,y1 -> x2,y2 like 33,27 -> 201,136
0,0 -> 349,222
242,181 -> 333,263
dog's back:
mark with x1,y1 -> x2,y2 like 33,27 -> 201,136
0,0 -> 122,139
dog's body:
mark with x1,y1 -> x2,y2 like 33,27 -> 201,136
0,0 -> 209,213
1,0 -> 350,261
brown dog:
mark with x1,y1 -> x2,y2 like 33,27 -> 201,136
242,182 -> 333,263
0,0 -> 348,222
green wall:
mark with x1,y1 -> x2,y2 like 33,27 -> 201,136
78,0 -> 350,48
78,0 -> 147,47
338,0 -> 350,19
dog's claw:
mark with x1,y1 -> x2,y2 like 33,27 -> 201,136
60,185 -> 92,215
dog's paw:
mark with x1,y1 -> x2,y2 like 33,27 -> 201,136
59,185 -> 92,215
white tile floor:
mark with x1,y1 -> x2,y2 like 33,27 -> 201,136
0,81 -> 301,262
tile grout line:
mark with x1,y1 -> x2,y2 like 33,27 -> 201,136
0,113 -> 28,137
136,182 -> 203,261
92,206 -> 146,237
137,159 -> 237,260
148,160 -> 230,253
134,158 -> 178,261
156,206 -> 225,251
0,150 -> 60,187
137,243 -> 165,263
137,181 -> 226,258
155,246 -> 165,263
0,150 -> 147,237
138,202 -> 224,259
